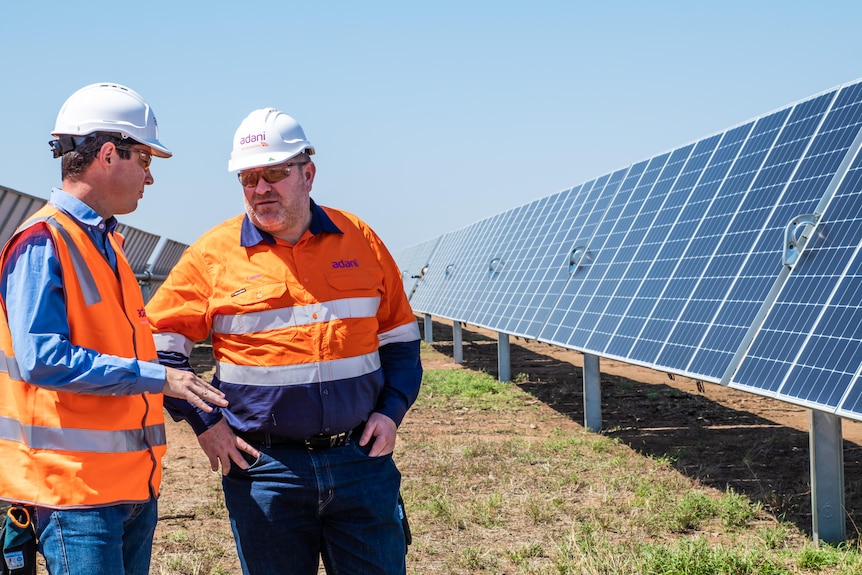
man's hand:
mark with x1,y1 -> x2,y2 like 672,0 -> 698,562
163,366 -> 228,413
197,417 -> 259,476
359,412 -> 398,457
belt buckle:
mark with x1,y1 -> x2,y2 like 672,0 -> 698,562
304,429 -> 350,451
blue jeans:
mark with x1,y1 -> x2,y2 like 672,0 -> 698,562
223,440 -> 406,575
33,498 -> 158,575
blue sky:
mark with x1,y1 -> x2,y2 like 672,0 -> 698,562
2,1 -> 861,254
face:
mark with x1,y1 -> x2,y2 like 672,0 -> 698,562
240,159 -> 316,239
107,144 -> 154,216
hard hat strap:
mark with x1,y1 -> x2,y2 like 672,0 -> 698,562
50,133 -> 132,158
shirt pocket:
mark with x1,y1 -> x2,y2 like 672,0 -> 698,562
324,269 -> 379,297
228,282 -> 289,306
324,271 -> 381,351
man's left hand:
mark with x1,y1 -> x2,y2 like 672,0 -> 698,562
197,416 -> 259,476
358,412 -> 397,456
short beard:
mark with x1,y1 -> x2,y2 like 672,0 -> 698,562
245,197 -> 308,238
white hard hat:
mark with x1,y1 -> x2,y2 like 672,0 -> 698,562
228,108 -> 315,172
51,82 -> 171,158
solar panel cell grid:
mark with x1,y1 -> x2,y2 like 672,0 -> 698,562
731,136 -> 862,413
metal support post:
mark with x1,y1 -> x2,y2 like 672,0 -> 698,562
452,321 -> 463,364
583,353 -> 602,432
424,313 -> 433,344
497,332 -> 510,382
809,410 -> 846,544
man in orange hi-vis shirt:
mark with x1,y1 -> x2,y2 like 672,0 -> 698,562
147,107 -> 423,575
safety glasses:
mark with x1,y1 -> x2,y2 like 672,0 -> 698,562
238,162 -> 308,188
117,147 -> 153,169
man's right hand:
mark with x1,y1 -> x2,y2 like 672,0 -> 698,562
163,366 -> 228,413
197,417 -> 260,476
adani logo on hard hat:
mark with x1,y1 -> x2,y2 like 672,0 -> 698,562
239,132 -> 268,146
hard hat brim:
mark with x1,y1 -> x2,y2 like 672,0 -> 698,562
142,139 -> 172,158
227,146 -> 314,173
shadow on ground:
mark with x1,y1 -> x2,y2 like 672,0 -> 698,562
419,318 -> 862,540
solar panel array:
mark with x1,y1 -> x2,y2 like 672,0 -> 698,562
397,78 -> 862,423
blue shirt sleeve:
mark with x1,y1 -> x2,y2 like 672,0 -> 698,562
158,350 -> 223,435
0,228 -> 165,395
375,339 -> 422,426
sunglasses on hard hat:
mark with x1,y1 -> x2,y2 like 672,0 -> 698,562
238,162 -> 309,188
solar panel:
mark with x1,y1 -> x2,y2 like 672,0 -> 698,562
395,78 -> 862,543
496,186 -> 587,337
397,77 -> 862,422
397,237 -> 440,301
684,90 -> 851,379
539,153 -> 670,349
496,171 -> 633,339
407,227 -> 472,320
455,208 -> 521,326
474,194 -> 564,331
728,83 -> 862,414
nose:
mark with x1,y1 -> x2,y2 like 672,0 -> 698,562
253,177 -> 274,193
144,169 -> 154,185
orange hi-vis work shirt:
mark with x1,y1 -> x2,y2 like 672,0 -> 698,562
0,205 -> 165,508
147,202 -> 422,439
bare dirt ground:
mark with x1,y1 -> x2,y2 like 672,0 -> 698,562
148,318 -> 862,573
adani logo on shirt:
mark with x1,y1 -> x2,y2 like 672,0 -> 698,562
331,259 -> 360,269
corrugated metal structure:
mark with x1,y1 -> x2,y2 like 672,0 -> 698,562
0,185 -> 189,301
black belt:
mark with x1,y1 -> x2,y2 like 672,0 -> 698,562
239,423 -> 364,451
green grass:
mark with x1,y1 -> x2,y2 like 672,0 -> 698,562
402,364 -> 862,574
418,368 -> 524,409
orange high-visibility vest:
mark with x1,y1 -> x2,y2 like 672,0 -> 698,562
0,205 -> 165,508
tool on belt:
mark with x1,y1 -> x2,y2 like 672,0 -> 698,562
1,506 -> 36,575
397,494 -> 412,553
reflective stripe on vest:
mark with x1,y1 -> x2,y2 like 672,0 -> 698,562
212,296 -> 380,335
20,216 -> 102,306
0,350 -> 21,380
0,415 -> 165,453
217,350 -> 381,386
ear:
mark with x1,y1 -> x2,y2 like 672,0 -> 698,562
97,142 -> 117,168
304,161 -> 316,186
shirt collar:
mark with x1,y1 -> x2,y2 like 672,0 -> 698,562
49,188 -> 118,233
240,198 -> 342,247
